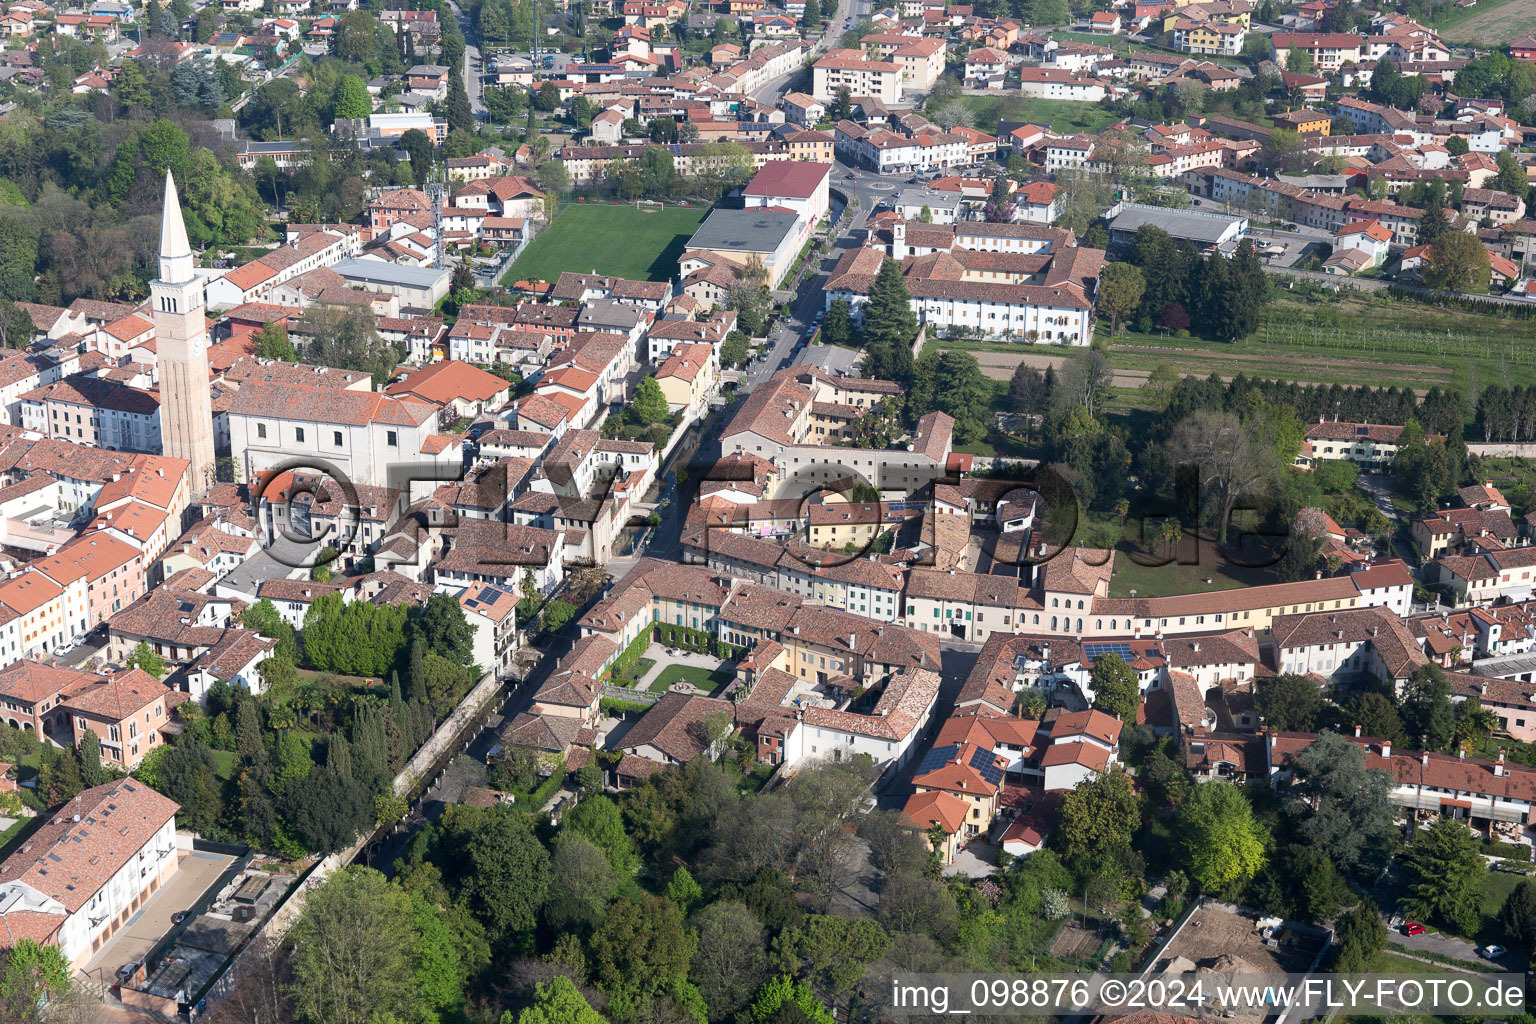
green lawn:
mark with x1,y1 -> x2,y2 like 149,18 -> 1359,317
1105,528 -> 1282,598
648,664 -> 736,695
951,94 -> 1120,136
503,203 -> 710,285
0,814 -> 44,862
208,749 -> 237,781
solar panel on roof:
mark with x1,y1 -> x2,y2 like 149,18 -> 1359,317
1083,641 -> 1133,662
968,746 -> 1005,787
917,744 -> 961,776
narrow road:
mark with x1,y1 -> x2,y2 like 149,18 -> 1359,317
748,0 -> 861,105
447,0 -> 486,117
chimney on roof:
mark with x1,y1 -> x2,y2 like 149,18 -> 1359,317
1355,724 -> 1362,737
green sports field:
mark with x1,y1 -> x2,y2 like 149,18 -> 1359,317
502,203 -> 710,285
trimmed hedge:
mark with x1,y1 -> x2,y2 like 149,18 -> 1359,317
601,697 -> 653,716
603,624 -> 655,683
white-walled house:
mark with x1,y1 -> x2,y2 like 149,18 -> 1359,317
0,780 -> 179,968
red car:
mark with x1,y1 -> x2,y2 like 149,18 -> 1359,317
1403,922 -> 1426,936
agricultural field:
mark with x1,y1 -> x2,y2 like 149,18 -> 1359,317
503,203 -> 709,284
1437,0 -> 1536,44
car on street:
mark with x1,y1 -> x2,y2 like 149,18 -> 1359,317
1479,945 -> 1507,959
1402,922 -> 1426,936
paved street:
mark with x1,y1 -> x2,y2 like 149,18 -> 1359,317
447,0 -> 486,117
749,0 -> 862,105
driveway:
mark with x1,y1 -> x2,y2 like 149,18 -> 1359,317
1394,926 -> 1489,965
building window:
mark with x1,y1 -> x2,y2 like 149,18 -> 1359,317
295,427 -> 305,443
256,423 -> 267,439
387,430 -> 398,446
333,431 -> 343,446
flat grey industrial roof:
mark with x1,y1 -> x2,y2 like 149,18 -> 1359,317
793,344 -> 860,375
332,258 -> 451,288
1108,203 -> 1244,244
685,208 -> 800,253
893,187 -> 963,209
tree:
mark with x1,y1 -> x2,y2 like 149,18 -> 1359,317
0,300 -> 34,349
410,592 -> 476,667
1,939 -> 71,1024
300,302 -> 405,387
1053,769 -> 1139,877
666,865 -> 704,913
565,793 -> 638,875
720,330 -> 750,369
543,832 -> 618,929
1097,262 -> 1145,336
1495,147 -> 1529,199
290,867 -> 423,1024
631,376 -> 671,425
127,640 -> 167,678
1177,782 -> 1268,896
1421,229 -> 1490,293
1089,653 -> 1140,721
772,914 -> 889,995
1289,731 -> 1397,876
284,765 -> 374,852
446,75 -> 475,134
821,298 -> 854,347
78,729 -> 105,788
1401,664 -> 1456,751
1500,877 -> 1536,946
1344,692 -> 1403,744
1332,903 -> 1387,972
410,890 -> 464,1016
861,257 -> 916,383
1285,47 -> 1314,73
254,320 -> 296,361
1055,346 -> 1114,420
691,901 -> 768,1020
1403,819 -> 1485,936
440,804 -> 550,936
333,74 -> 372,120
802,0 -> 821,29
1168,409 -> 1279,543
535,82 -> 562,112
743,976 -> 835,1024
588,894 -> 698,1016
519,977 -> 609,1024
1256,673 -> 1322,731
831,86 -> 853,121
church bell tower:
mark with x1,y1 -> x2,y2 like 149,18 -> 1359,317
151,170 -> 215,496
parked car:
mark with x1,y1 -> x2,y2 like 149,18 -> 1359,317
1479,945 -> 1507,959
1402,921 -> 1426,936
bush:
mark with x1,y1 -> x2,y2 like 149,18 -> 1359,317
1483,839 -> 1533,862
600,697 -> 653,715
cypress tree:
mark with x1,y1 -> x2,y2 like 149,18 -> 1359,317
327,732 -> 352,778
863,257 -> 917,383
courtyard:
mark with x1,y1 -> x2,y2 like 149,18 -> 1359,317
81,847 -> 238,981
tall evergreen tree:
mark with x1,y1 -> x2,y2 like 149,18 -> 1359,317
328,731 -> 353,778
862,258 -> 916,383
445,75 -> 475,134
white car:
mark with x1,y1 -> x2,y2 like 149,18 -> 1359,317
1479,945 -> 1507,960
